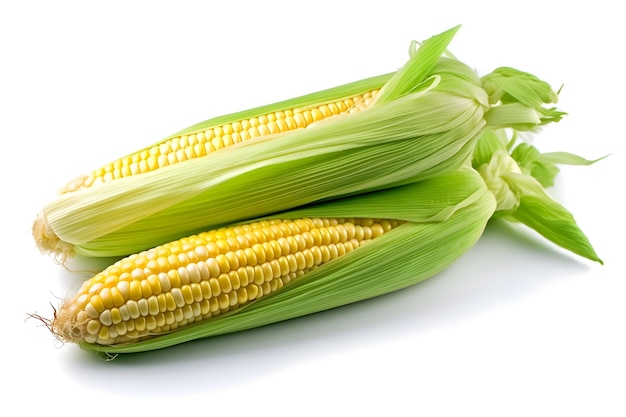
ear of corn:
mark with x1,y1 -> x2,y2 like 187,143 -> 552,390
33,26 -> 565,260
51,167 -> 496,353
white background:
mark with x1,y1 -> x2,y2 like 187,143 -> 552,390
1,1 -> 624,415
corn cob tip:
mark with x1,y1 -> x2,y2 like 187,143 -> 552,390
59,174 -> 88,194
50,303 -> 92,345
32,211 -> 74,263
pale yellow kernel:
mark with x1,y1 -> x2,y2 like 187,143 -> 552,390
209,278 -> 221,297
206,258 -> 221,277
284,116 -> 297,130
311,246 -> 323,265
311,108 -> 324,121
75,293 -> 90,309
309,229 -> 322,247
164,311 -> 175,325
75,311 -> 89,325
252,265 -> 265,285
242,247 -> 257,266
86,320 -> 101,335
217,294 -> 230,310
274,257 -> 289,276
128,281 -> 141,301
178,305 -> 191,321
118,305 -> 130,321
99,310 -> 112,326
164,293 -> 177,311
127,300 -> 140,319
139,280 -> 152,298
88,295 -> 105,315
293,252 -> 306,270
170,288 -> 185,308
145,274 -> 161,295
137,160 -> 149,174
252,243 -> 267,264
98,288 -> 113,309
110,308 -> 122,325
248,127 -> 260,138
371,223 -> 384,238
98,326 -> 110,342
238,129 -> 250,142
180,285 -> 194,305
114,322 -> 128,336
187,303 -> 200,321
135,317 -> 147,332
193,143 -> 206,158
228,291 -> 238,307
293,113 -> 306,128
211,136 -> 224,150
168,270 -> 181,288
204,142 -> 215,154
146,295 -> 161,316
261,263 -> 274,282
126,320 -> 135,332
88,282 -> 104,295
184,146 -> 196,160
226,134 -> 237,147
177,266 -> 190,286
182,263 -> 200,283
236,287 -> 248,304
158,272 -> 172,293
199,300 -> 211,316
228,271 -> 241,291
216,124 -> 229,136
209,298 -> 220,313
200,281 -> 212,299
174,149 -> 186,163
237,267 -> 251,287
190,283 -> 203,302
256,124 -> 269,136
328,244 -> 339,260
218,274 -> 232,293
214,254 -> 231,273
155,313 -> 166,328
268,259 -> 282,278
266,121 -> 279,134
284,253 -> 297,272
247,284 -> 259,301
354,226 -> 364,241
194,245 -> 209,260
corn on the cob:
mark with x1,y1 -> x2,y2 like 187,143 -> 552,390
50,167 -> 497,353
33,26 -> 565,260
54,217 -> 404,346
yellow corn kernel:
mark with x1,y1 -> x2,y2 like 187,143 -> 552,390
52,217 -> 401,346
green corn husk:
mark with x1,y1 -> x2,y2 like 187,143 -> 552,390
473,128 -> 603,264
33,26 -> 564,259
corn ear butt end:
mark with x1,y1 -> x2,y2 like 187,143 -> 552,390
32,210 -> 74,263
